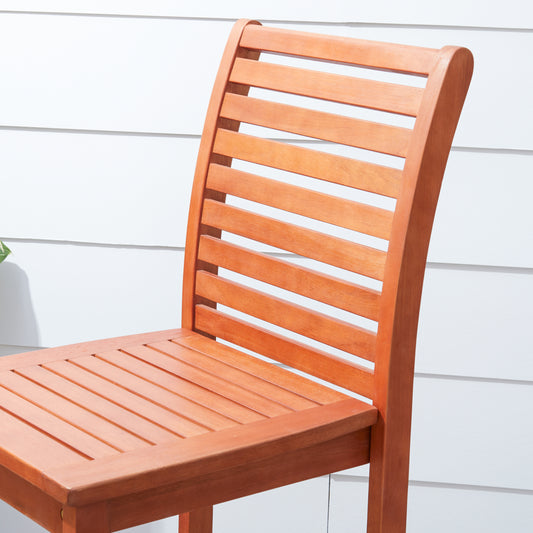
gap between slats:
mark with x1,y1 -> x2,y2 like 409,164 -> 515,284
116,345 -> 294,418
194,305 -> 374,400
220,92 -> 411,157
230,58 -> 424,117
197,235 -> 380,321
195,270 -> 376,362
213,129 -> 402,198
42,359 -> 211,437
0,384 -> 119,460
171,333 -> 347,405
144,340 -> 319,411
0,371 -> 150,453
13,365 -> 179,446
207,164 -> 393,240
70,353 -> 254,430
201,198 -> 387,281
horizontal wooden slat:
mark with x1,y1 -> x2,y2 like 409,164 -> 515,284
196,271 -> 376,361
198,235 -> 380,321
173,333 -> 348,404
240,25 -> 437,75
207,164 -> 393,240
115,346 -> 293,418
221,93 -> 411,157
147,340 -> 318,411
0,371 -> 150,452
0,386 -> 119,460
0,329 -> 186,372
201,199 -> 387,280
16,365 -> 179,445
230,58 -> 424,117
0,409 -> 87,476
75,351 -> 266,425
213,129 -> 402,198
194,305 -> 374,399
43,359 -> 242,431
70,354 -> 257,429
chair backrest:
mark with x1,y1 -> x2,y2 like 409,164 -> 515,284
182,20 -> 473,422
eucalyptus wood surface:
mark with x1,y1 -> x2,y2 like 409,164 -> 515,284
0,19 -> 472,533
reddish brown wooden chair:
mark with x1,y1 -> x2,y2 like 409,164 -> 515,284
0,20 -> 472,533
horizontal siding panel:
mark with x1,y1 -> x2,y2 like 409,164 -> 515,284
2,133 -> 531,268
0,14 -> 231,134
340,376 -> 533,490
417,267 -> 533,382
0,345 -> 40,357
0,242 -> 182,347
429,150 -> 533,269
329,476 -> 533,533
0,131 -> 196,247
215,477 -> 329,533
0,15 -> 529,150
2,2 -> 532,29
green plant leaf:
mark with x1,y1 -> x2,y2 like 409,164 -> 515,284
0,241 -> 11,263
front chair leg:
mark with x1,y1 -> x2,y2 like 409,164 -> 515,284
61,502 -> 110,533
179,506 -> 213,533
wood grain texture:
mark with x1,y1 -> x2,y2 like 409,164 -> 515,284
0,19 -> 472,533
197,235 -> 381,320
220,92 -> 412,156
213,129 -> 403,198
194,305 -> 375,399
230,57 -> 424,116
179,507 -> 213,533
201,199 -> 387,280
240,25 -> 438,75
206,163 -> 394,239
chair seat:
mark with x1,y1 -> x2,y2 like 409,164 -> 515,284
0,328 -> 377,528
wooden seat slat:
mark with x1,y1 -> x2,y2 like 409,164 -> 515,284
213,129 -> 403,198
0,329 -> 186,373
0,386 -> 119,459
42,359 -> 238,433
230,57 -> 424,117
71,353 -> 259,428
0,371 -> 151,452
194,305 -> 375,399
114,345 -> 294,418
197,235 -> 381,321
220,92 -> 412,157
201,199 -> 387,280
195,271 -> 376,362
146,340 -> 319,411
206,163 -> 394,239
172,333 -> 349,404
16,365 -> 179,445
0,408 -> 87,474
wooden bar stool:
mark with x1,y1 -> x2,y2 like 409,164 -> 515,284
0,19 -> 472,533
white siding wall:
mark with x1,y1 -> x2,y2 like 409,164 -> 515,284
0,2 -> 531,532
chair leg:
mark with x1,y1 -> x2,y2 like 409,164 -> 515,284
366,422 -> 409,533
179,506 -> 213,533
61,503 -> 110,533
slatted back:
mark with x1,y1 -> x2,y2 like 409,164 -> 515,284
182,20 -> 473,404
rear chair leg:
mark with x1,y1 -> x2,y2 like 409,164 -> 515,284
179,506 -> 213,533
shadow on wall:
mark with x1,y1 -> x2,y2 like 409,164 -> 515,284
0,262 -> 40,348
